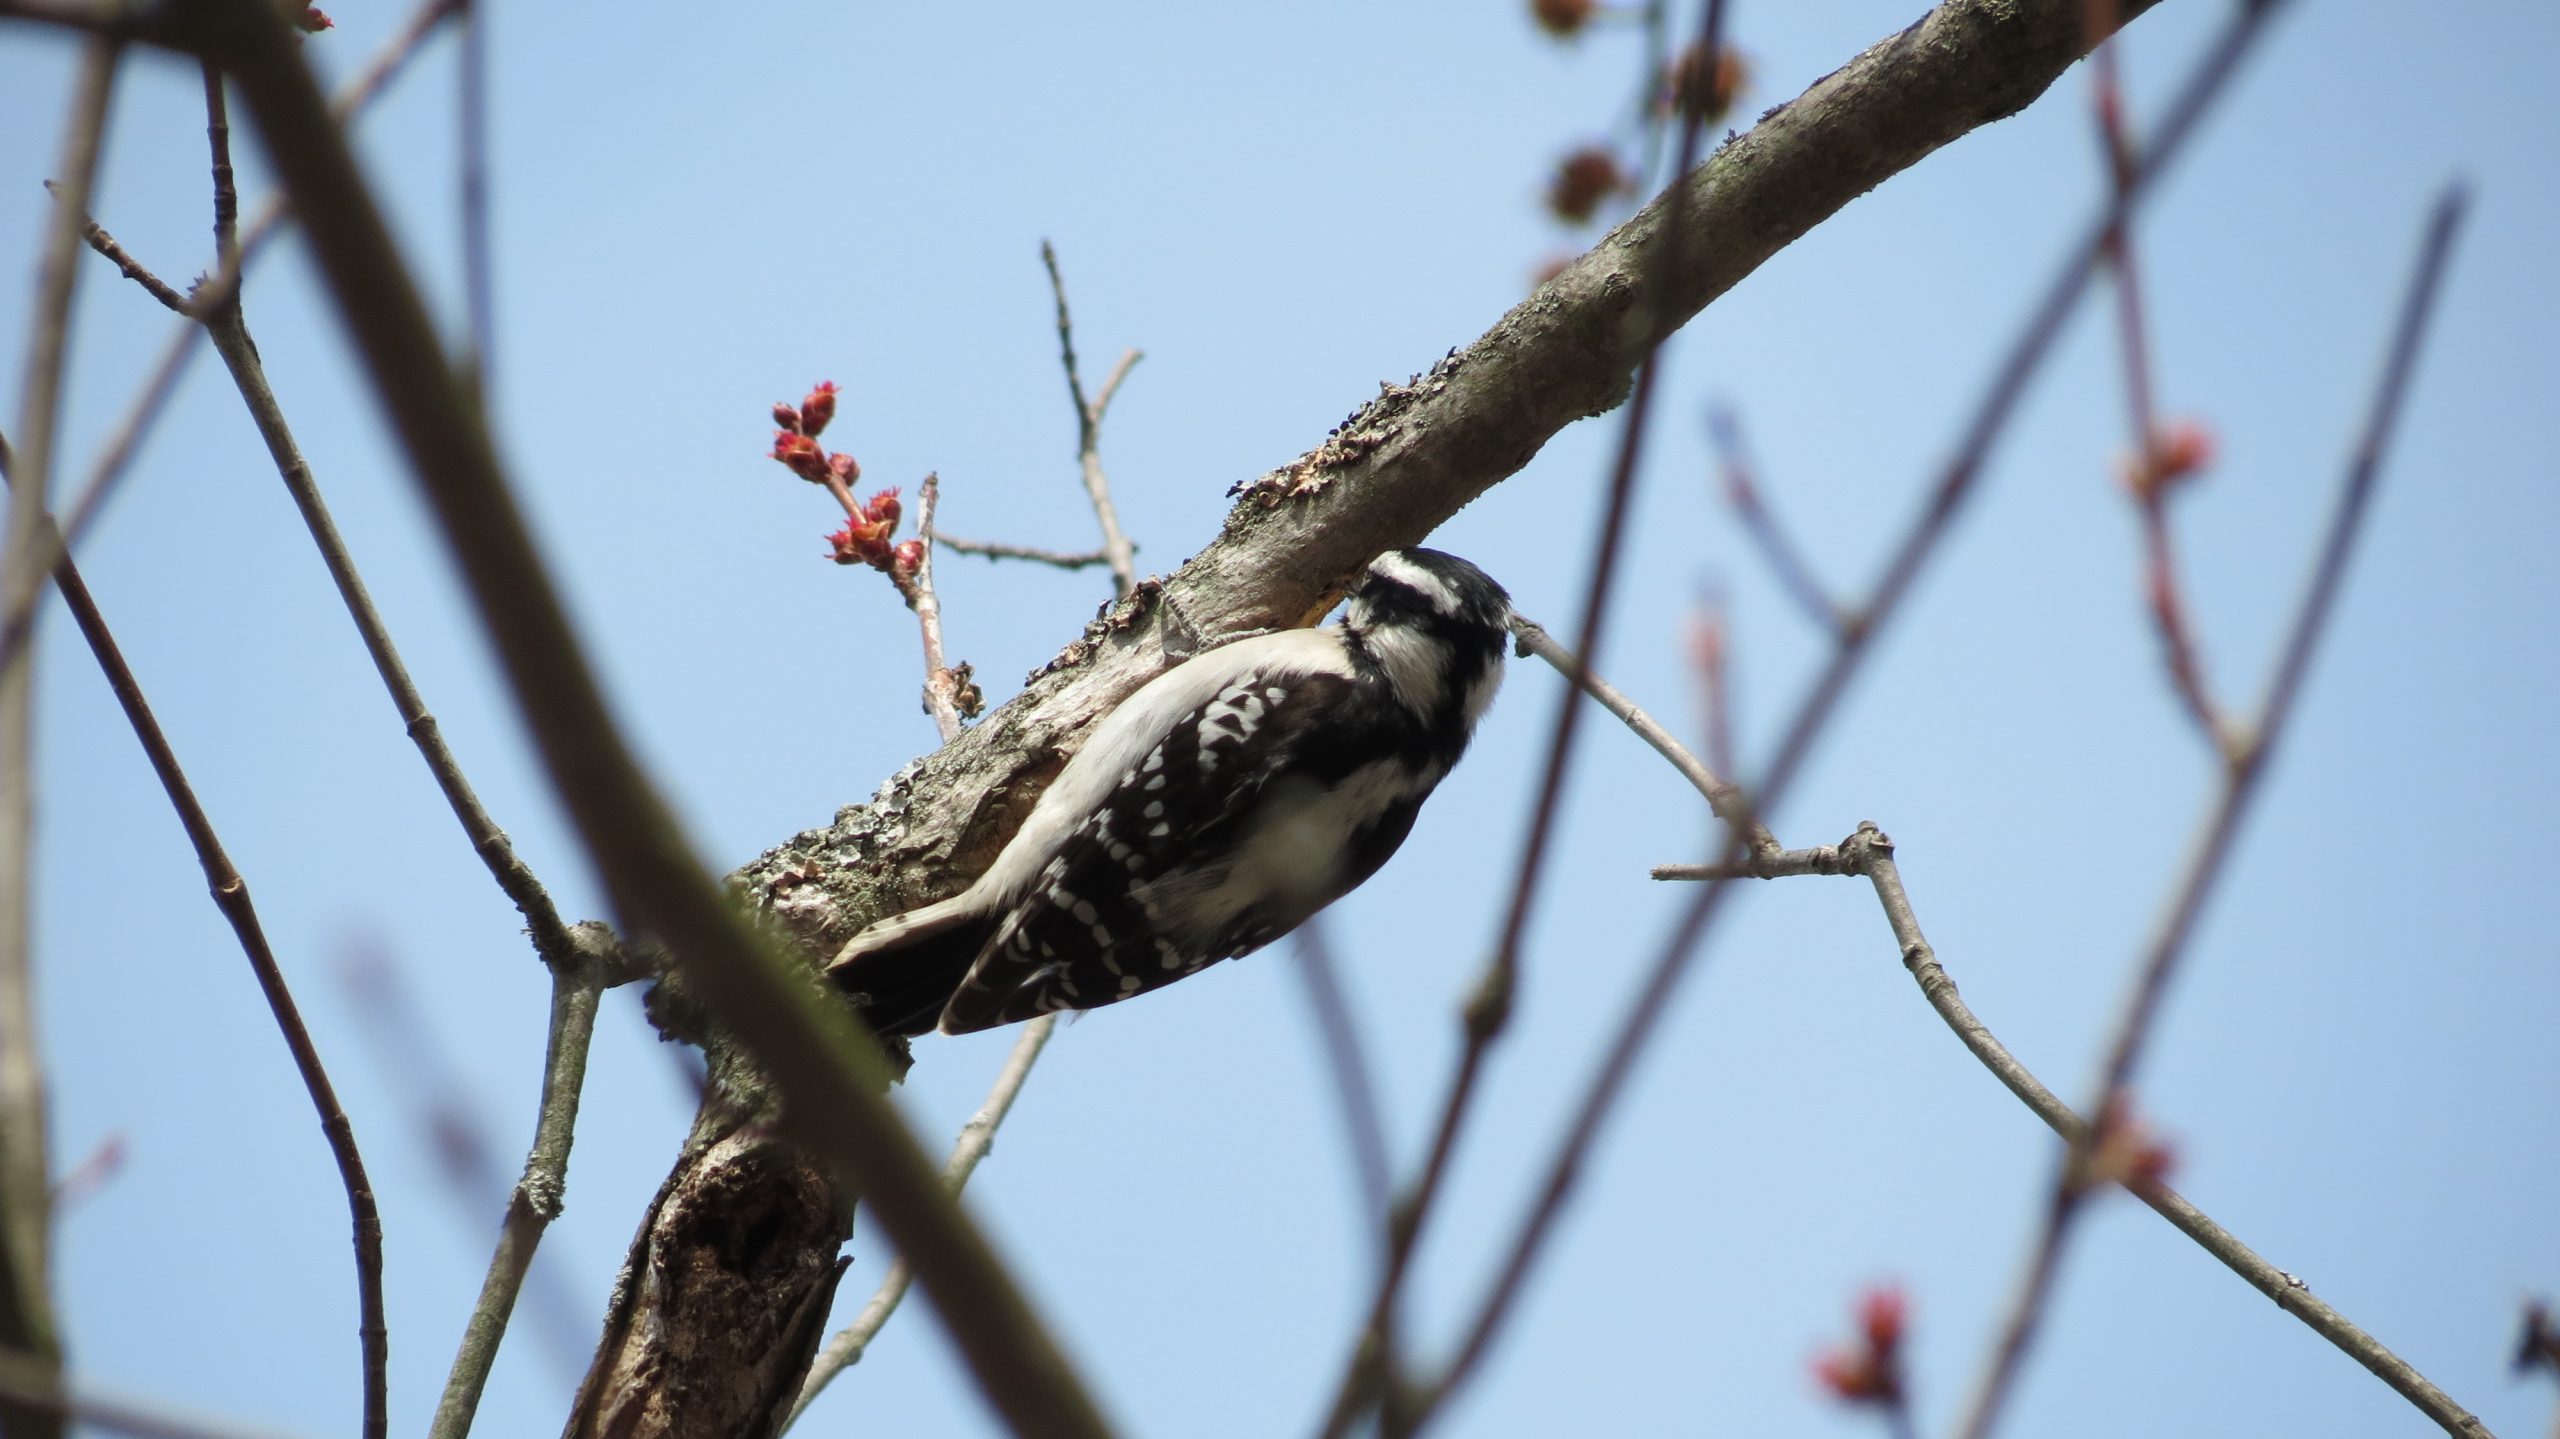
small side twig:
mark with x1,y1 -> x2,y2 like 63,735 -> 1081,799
1039,240 -> 1140,598
1953,182 -> 2470,1439
1509,613 -> 1771,855
784,1012 -> 1059,1430
54,196 -> 186,312
924,529 -> 1112,572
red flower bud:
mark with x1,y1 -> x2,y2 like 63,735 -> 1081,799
892,539 -> 925,578
864,487 -> 902,527
295,5 -> 333,32
1547,146 -> 1627,224
773,402 -> 802,434
830,451 -> 861,485
1663,43 -> 1748,124
1531,0 -> 1595,38
800,381 -> 840,437
770,431 -> 830,484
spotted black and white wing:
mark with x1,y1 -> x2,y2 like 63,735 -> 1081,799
937,665 -> 1430,1033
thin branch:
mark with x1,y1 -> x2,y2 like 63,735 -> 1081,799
0,0 -> 462,684
1396,9 -> 2284,1429
785,1012 -> 1059,1430
1040,240 -> 1140,597
1508,613 -> 1771,853
2087,20 -> 2233,753
57,198 -> 186,312
1706,405 -> 1845,635
0,1348 -> 315,1439
925,528 -> 1112,572
194,248 -> 587,974
1953,182 -> 2470,1439
1848,827 -> 2489,1435
0,41 -> 119,1439
911,473 -> 965,744
430,952 -> 608,1439
184,10 -> 1115,1428
1289,916 -> 1392,1230
0,467 -> 389,1439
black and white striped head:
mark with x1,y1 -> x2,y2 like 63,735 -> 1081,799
1342,548 -> 1513,737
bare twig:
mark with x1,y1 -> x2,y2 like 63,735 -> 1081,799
1706,405 -> 1845,635
926,528 -> 1112,571
1953,182 -> 2470,1439
1853,827 -> 2490,1435
0,42 -> 119,1439
57,199 -> 186,312
785,1012 -> 1059,1429
911,473 -> 966,743
0,466 -> 389,1439
0,0 -> 462,683
1509,613 -> 1770,853
2086,22 -> 2233,753
1395,10 -> 2284,1429
1040,241 -> 1141,597
1290,916 -> 1392,1229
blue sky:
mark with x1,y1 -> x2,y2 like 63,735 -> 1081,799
2,2 -> 2555,1436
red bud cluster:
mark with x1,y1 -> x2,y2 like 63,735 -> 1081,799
1531,0 -> 1597,38
1812,1286 -> 1908,1409
827,488 -> 905,568
765,380 -> 928,592
2121,417 -> 2218,501
1547,145 -> 1629,225
2086,1098 -> 2179,1191
1663,43 -> 1749,125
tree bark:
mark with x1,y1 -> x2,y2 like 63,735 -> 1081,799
568,1 -> 2165,1432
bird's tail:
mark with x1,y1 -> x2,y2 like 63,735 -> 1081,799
827,895 -> 998,1038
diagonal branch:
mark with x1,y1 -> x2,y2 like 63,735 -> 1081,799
172,10 -> 1117,1434
1953,180 -> 2472,1439
0,40 -> 121,1439
1391,7 -> 2285,1429
0,462 -> 389,1439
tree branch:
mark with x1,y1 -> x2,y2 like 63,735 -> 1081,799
0,468 -> 389,1439
1041,241 -> 1140,597
1954,179 -> 2471,1439
0,40 -> 120,1439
